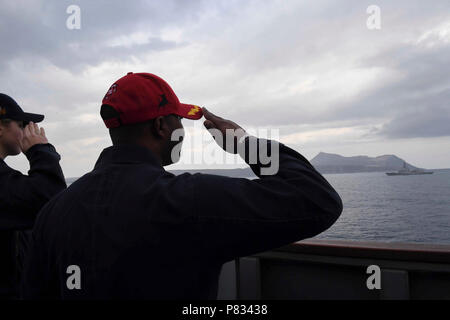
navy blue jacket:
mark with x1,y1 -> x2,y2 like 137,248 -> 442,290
21,137 -> 342,299
0,144 -> 66,298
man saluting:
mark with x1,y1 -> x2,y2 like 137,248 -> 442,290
21,73 -> 342,299
0,93 -> 66,299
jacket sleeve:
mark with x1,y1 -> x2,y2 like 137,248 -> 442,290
0,143 -> 67,230
189,137 -> 343,263
20,198 -> 59,300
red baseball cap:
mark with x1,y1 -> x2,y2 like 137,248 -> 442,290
101,72 -> 203,128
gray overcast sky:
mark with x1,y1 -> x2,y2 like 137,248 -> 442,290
1,0 -> 449,177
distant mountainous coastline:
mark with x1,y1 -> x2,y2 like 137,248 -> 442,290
65,152 -> 433,184
169,168 -> 256,178
310,152 -> 424,174
170,153 -> 429,175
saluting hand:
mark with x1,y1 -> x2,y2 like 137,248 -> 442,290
20,121 -> 48,153
202,107 -> 248,154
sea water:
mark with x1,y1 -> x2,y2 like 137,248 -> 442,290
67,169 -> 450,245
315,168 -> 450,244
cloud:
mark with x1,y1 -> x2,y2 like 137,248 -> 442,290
347,27 -> 450,139
0,0 -> 204,73
380,105 -> 450,138
1,0 -> 450,175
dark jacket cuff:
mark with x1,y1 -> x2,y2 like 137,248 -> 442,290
24,143 -> 61,161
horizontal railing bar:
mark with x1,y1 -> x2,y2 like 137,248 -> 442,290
269,240 -> 450,264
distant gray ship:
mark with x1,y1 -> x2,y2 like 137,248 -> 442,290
386,161 -> 433,176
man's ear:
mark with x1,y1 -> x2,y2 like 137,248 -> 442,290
151,116 -> 168,139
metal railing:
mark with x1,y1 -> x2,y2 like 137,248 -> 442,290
217,240 -> 450,300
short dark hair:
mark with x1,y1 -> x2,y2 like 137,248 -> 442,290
101,104 -> 154,145
102,105 -> 182,145
108,120 -> 155,145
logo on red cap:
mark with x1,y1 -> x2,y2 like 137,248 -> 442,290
104,84 -> 117,100
188,105 -> 201,116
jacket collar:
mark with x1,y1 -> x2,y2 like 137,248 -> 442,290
94,144 -> 162,169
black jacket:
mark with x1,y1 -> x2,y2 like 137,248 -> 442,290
0,144 -> 66,298
21,137 -> 342,299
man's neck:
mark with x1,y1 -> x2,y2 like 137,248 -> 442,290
113,142 -> 163,166
0,146 -> 6,160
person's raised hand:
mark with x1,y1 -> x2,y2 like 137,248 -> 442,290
202,107 -> 248,154
20,122 -> 48,153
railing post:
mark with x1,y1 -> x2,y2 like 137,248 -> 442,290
380,269 -> 410,300
217,260 -> 238,300
237,257 -> 261,300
